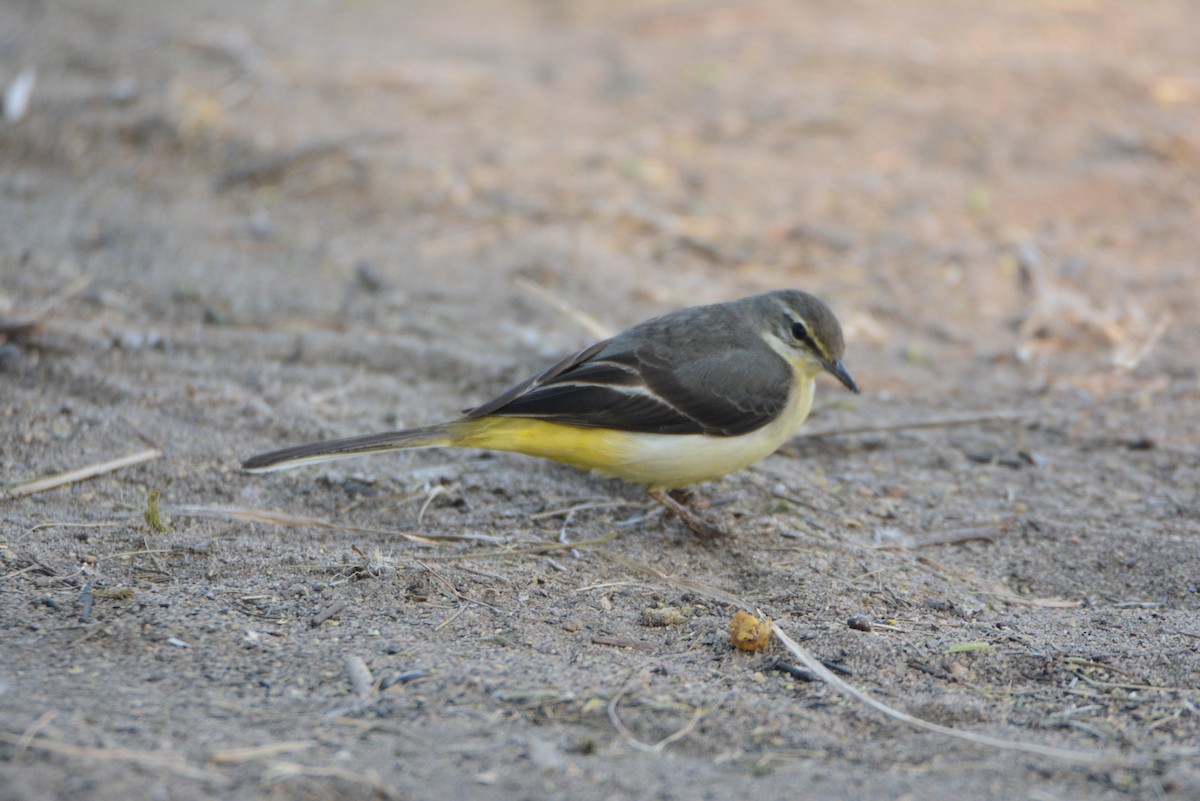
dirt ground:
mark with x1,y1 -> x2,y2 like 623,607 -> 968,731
2,1 -> 1199,799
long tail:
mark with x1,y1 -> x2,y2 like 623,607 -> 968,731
241,423 -> 458,473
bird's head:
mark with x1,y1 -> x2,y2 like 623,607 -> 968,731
761,290 -> 859,393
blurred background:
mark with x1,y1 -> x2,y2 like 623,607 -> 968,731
3,0 -> 1196,414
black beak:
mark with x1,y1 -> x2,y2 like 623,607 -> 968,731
823,359 -> 859,394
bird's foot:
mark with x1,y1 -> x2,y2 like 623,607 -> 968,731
667,487 -> 711,510
649,488 -> 726,539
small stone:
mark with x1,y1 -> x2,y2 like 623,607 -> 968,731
565,735 -> 597,755
847,615 -> 873,632
249,210 -> 273,241
640,606 -> 686,627
0,343 -> 21,371
355,261 -> 386,293
528,738 -> 565,771
108,78 -> 139,104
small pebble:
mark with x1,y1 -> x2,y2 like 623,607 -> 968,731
108,77 -> 139,104
355,261 -> 386,293
847,615 -> 873,632
528,738 -> 565,771
249,210 -> 272,240
380,669 -> 427,690
3,67 -> 36,123
0,343 -> 21,371
640,606 -> 686,627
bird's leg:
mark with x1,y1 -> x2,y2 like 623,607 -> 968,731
668,487 -> 710,509
648,488 -> 726,539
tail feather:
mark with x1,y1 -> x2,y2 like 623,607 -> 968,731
241,423 -> 456,473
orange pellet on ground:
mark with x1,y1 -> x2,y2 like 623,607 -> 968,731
727,610 -> 773,652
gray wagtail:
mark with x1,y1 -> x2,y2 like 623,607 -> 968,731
242,290 -> 859,536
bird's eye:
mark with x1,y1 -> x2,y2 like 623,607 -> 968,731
791,320 -> 811,344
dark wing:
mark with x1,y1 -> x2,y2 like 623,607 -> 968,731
464,337 -> 792,437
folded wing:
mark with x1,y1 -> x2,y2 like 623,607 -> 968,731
465,339 -> 791,437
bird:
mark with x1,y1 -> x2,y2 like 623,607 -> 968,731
242,290 -> 859,537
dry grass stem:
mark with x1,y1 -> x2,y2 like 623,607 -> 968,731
513,275 -> 614,339
92,549 -> 179,563
592,635 -> 653,651
434,602 -> 471,631
419,532 -> 618,560
21,521 -> 125,538
208,740 -> 317,764
1113,312 -> 1172,371
798,410 -> 1034,439
0,731 -> 226,783
416,484 -> 449,525
21,274 -> 94,323
414,559 -> 501,613
11,710 -> 58,758
216,130 -> 403,191
573,580 -> 656,593
6,449 -> 161,499
606,675 -> 704,753
600,551 -> 755,612
338,488 -> 425,515
263,760 -> 400,799
173,504 -> 503,544
529,500 -> 641,520
978,592 -> 1081,608
601,552 -> 1136,768
770,624 -> 1135,766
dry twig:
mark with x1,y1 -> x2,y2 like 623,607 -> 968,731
263,760 -> 399,799
600,552 -> 1139,767
530,499 -> 642,520
0,731 -> 226,783
310,600 -> 347,627
770,624 -> 1132,765
606,673 -> 704,753
0,275 -> 93,346
10,711 -> 58,759
512,275 -> 614,339
5,449 -> 161,499
797,410 -> 1034,440
418,532 -> 617,560
173,504 -> 502,544
216,131 -> 403,191
208,741 -> 316,764
413,559 -> 501,614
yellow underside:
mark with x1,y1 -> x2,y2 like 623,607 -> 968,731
451,416 -> 638,473
447,366 -> 818,489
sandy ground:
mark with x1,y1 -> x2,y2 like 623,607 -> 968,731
2,1 -> 1199,799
